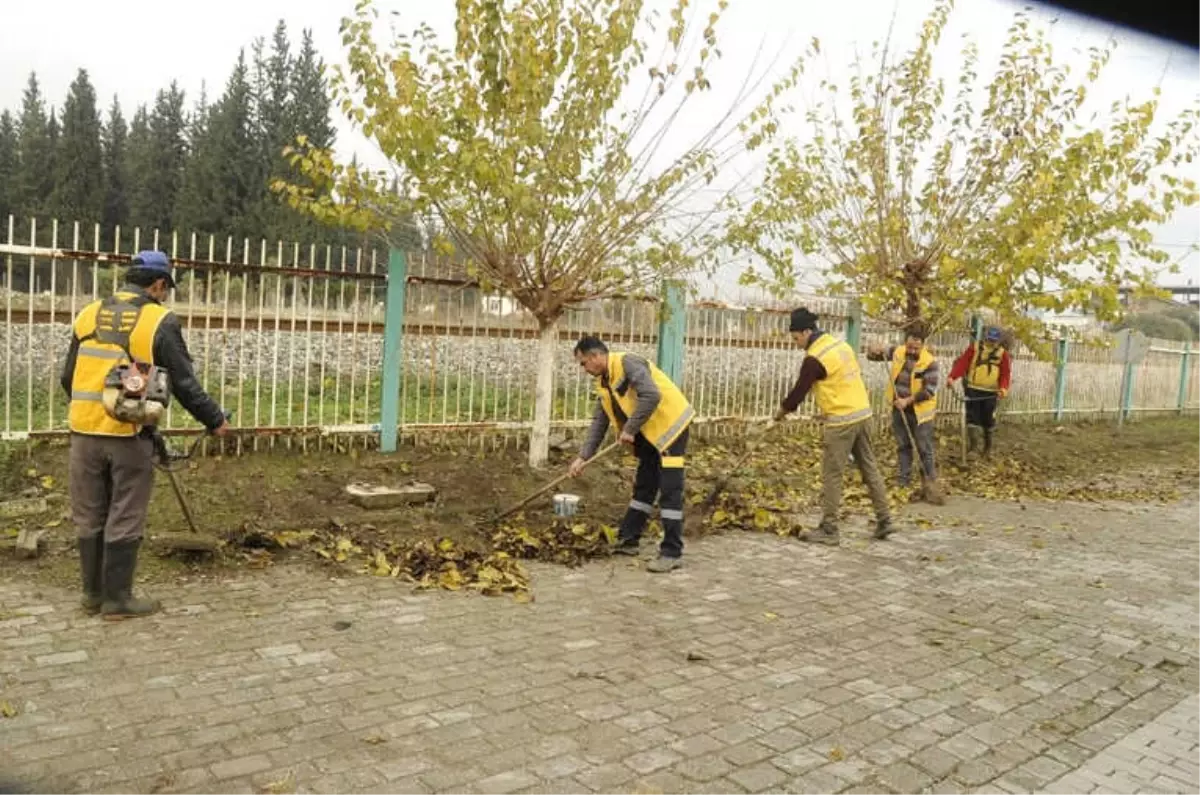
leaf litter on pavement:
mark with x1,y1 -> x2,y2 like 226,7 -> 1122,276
196,420 -> 1199,598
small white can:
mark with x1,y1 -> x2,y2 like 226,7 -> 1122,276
553,493 -> 581,517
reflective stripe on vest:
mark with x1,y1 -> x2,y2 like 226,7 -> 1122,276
808,334 -> 872,426
886,345 -> 938,425
596,352 -> 694,452
68,293 -> 169,437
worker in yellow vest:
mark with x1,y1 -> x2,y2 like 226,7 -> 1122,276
569,336 -> 695,572
773,308 -> 893,545
61,251 -> 229,620
947,325 -> 1012,457
867,325 -> 943,503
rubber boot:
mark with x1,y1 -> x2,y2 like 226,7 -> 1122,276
982,428 -> 993,459
100,539 -> 160,621
966,425 -> 981,453
78,535 -> 104,614
800,522 -> 840,546
872,518 -> 895,540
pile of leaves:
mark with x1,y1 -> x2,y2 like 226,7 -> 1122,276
226,524 -> 530,597
492,518 -> 619,566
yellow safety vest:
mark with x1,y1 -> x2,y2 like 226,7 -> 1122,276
68,292 -> 169,437
808,334 -> 872,427
596,353 -> 694,453
886,345 -> 938,425
968,341 -> 1004,392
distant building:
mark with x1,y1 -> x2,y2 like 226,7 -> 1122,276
481,295 -> 520,317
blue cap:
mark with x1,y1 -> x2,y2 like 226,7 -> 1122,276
984,326 -> 1002,342
129,250 -> 175,287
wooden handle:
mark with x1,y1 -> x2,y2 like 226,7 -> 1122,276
486,441 -> 622,524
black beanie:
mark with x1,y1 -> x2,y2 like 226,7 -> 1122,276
788,307 -> 818,332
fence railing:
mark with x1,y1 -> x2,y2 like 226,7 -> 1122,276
1,218 -> 1196,451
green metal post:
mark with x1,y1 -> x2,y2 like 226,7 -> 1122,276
971,313 -> 983,341
1179,348 -> 1192,414
846,300 -> 863,355
379,248 -> 408,453
1053,334 -> 1069,422
656,281 -> 687,386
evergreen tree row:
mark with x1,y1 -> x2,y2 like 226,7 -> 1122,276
0,21 -> 348,256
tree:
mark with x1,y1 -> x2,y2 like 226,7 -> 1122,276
128,83 -> 188,234
286,28 -> 337,244
176,52 -> 258,237
124,105 -> 154,230
246,21 -> 296,240
102,96 -> 130,233
278,0 -> 773,466
0,111 -> 18,222
53,69 -> 105,224
15,73 -> 53,220
727,0 -> 1200,352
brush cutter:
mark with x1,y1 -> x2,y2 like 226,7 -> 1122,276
149,413 -> 231,555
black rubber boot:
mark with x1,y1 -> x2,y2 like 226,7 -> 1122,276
873,518 -> 895,540
78,536 -> 104,614
100,539 -> 160,621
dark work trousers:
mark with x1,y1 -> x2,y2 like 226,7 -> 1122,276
617,427 -> 690,558
965,387 -> 999,430
68,433 -> 155,543
891,407 -> 936,485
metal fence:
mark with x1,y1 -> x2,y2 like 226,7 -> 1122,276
1,217 -> 1196,450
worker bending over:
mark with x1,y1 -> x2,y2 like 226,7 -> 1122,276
569,336 -> 694,573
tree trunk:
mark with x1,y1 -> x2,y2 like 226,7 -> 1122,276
528,316 -> 559,469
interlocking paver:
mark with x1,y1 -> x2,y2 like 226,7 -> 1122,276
1,496 -> 1196,794
1044,694 -> 1200,794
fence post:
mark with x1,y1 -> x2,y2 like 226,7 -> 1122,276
656,280 -> 687,386
846,299 -> 863,354
1118,360 -> 1136,427
1179,348 -> 1193,414
379,248 -> 408,453
1053,333 -> 1069,422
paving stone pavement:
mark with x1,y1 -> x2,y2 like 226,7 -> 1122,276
1042,695 -> 1199,794
1,495 -> 1197,794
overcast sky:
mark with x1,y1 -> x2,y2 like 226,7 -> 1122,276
2,0 -> 1197,302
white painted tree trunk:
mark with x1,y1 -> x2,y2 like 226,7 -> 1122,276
528,317 -> 559,469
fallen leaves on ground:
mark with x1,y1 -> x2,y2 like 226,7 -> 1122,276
685,424 -> 1183,536
225,524 -> 530,598
492,519 -> 617,566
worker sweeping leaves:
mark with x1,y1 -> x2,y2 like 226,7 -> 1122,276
774,308 -> 893,545
947,325 -> 1012,457
568,336 -> 694,573
61,251 -> 230,620
866,324 -> 945,505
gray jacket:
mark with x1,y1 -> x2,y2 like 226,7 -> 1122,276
578,354 -> 661,459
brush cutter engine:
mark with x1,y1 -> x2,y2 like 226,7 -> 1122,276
102,362 -> 171,426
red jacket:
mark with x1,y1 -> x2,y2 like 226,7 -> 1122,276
949,342 -> 1011,392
